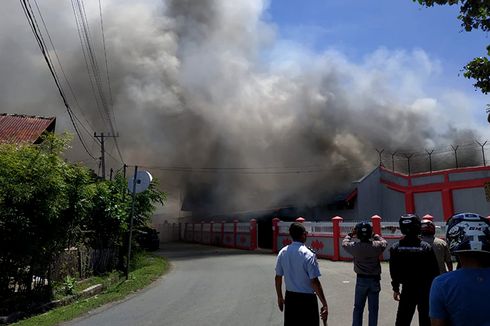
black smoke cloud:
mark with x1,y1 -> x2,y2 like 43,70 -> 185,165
0,0 -> 480,215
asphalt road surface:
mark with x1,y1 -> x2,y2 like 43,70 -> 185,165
67,243 -> 421,326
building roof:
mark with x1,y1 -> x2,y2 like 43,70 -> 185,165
0,113 -> 56,144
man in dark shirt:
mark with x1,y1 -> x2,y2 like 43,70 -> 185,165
343,221 -> 387,326
389,214 -> 439,326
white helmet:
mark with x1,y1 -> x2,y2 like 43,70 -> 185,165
446,213 -> 490,254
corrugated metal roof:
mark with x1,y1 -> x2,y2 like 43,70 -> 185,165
0,113 -> 56,144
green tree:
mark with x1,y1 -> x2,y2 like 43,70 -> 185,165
0,133 -> 167,312
83,172 -> 166,249
414,1 -> 490,95
0,134 -> 92,305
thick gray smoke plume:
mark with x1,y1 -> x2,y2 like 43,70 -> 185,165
0,0 -> 483,215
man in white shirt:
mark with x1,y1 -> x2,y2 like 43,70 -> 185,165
275,222 -> 328,326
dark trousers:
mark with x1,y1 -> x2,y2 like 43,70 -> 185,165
395,284 -> 431,326
284,290 -> 319,326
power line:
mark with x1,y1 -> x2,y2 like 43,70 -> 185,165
72,0 -> 125,164
20,0 -> 97,161
98,0 -> 124,164
139,164 -> 368,175
71,0 -> 106,125
32,0 -> 97,135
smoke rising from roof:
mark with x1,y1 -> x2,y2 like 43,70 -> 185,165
0,0 -> 483,214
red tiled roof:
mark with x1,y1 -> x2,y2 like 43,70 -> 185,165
0,113 -> 56,144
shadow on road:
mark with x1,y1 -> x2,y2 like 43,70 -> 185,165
155,242 -> 273,261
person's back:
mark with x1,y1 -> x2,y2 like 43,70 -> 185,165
343,234 -> 387,277
277,242 -> 319,294
430,213 -> 490,326
343,222 -> 387,326
275,222 -> 328,326
430,266 -> 490,325
389,214 -> 439,326
390,236 -> 439,288
421,219 -> 453,274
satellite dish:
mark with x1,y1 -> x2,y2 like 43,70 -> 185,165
128,170 -> 152,193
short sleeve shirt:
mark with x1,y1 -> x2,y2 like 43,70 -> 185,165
430,267 -> 490,325
275,241 -> 321,294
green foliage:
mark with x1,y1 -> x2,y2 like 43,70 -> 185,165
132,178 -> 167,228
414,0 -> 490,95
84,176 -> 130,249
62,276 -> 77,296
82,172 -> 166,249
12,254 -> 168,326
415,0 -> 490,32
464,55 -> 490,94
0,133 -> 167,313
0,134 -> 93,299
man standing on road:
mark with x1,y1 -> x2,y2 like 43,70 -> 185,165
389,214 -> 439,326
275,222 -> 328,325
342,221 -> 388,326
430,213 -> 490,326
420,219 -> 453,274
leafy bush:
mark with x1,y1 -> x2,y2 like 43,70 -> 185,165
62,275 -> 77,296
0,133 -> 166,314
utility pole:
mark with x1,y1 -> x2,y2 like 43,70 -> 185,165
94,132 -> 119,179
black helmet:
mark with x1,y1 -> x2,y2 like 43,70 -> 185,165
446,213 -> 490,254
399,214 -> 421,236
421,219 -> 436,236
355,221 -> 373,242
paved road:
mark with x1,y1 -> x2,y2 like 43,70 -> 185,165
67,243 -> 420,326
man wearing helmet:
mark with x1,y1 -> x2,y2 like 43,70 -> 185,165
429,213 -> 490,326
389,214 -> 439,326
342,221 -> 388,326
420,219 -> 453,274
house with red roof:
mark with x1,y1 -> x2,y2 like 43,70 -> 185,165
0,113 -> 56,144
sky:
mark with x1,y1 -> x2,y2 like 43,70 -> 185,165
1,0 -> 489,214
267,0 -> 489,120
268,0 -> 487,81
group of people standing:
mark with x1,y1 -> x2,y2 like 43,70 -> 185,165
274,212 -> 490,326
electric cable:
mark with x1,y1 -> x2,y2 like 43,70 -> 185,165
20,0 -> 97,160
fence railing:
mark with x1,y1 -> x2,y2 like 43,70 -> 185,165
154,221 -> 180,243
273,214 -> 447,261
181,220 -> 257,250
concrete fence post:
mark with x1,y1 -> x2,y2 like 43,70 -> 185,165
272,218 -> 280,253
192,223 -> 195,242
221,221 -> 225,247
210,221 -> 214,245
332,216 -> 343,261
201,221 -> 204,244
233,219 -> 238,248
423,214 -> 434,221
250,219 -> 257,250
371,215 -> 382,236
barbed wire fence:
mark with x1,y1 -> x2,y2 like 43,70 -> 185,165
375,141 -> 488,175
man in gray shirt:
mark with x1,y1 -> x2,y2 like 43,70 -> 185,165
420,219 -> 453,274
342,221 -> 388,326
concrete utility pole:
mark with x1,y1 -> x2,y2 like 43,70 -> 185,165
94,132 -> 119,179
125,165 -> 138,280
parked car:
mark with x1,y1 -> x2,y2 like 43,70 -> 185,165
135,226 -> 160,251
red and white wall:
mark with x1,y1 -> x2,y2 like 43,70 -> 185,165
273,215 -> 445,261
356,166 -> 490,222
181,219 -> 258,251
